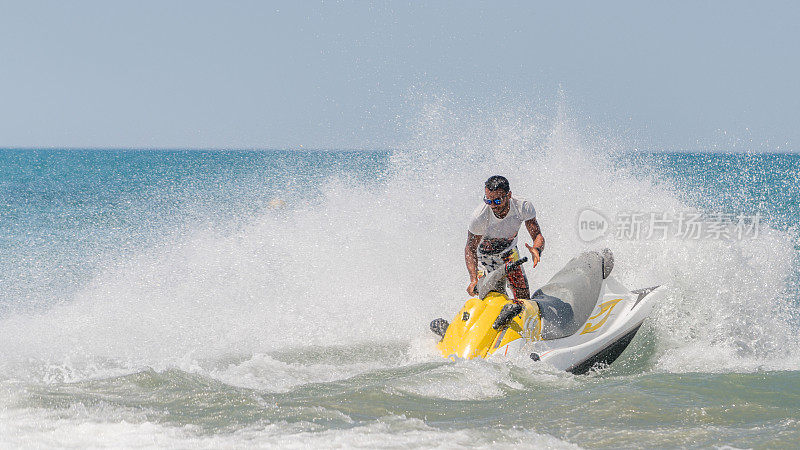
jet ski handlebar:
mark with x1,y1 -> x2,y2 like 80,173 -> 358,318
476,256 -> 530,300
505,257 -> 528,272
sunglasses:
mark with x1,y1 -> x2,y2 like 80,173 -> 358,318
484,196 -> 505,205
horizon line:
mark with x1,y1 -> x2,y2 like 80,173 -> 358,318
0,147 -> 798,155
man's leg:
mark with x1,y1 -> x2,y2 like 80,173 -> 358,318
504,248 -> 530,300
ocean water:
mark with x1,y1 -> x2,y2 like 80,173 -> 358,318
2,111 -> 800,448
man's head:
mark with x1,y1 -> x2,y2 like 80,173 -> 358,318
484,175 -> 510,212
485,175 -> 509,193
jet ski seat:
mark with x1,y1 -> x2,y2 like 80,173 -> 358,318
532,249 -> 612,340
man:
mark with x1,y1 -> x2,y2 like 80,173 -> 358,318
465,175 -> 545,300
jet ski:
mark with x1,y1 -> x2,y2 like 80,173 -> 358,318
430,249 -> 664,374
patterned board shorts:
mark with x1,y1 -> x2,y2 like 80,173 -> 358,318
477,246 -> 530,299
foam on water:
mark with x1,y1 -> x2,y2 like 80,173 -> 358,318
0,95 -> 798,391
0,405 -> 578,449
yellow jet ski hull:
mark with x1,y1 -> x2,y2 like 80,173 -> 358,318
436,292 -> 541,359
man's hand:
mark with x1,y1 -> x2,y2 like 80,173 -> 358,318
467,279 -> 478,296
524,218 -> 544,269
525,243 -> 540,268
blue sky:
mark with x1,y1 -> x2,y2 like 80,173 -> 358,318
1,1 -> 798,151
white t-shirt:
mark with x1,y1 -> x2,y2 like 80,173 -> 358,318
468,197 -> 536,255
